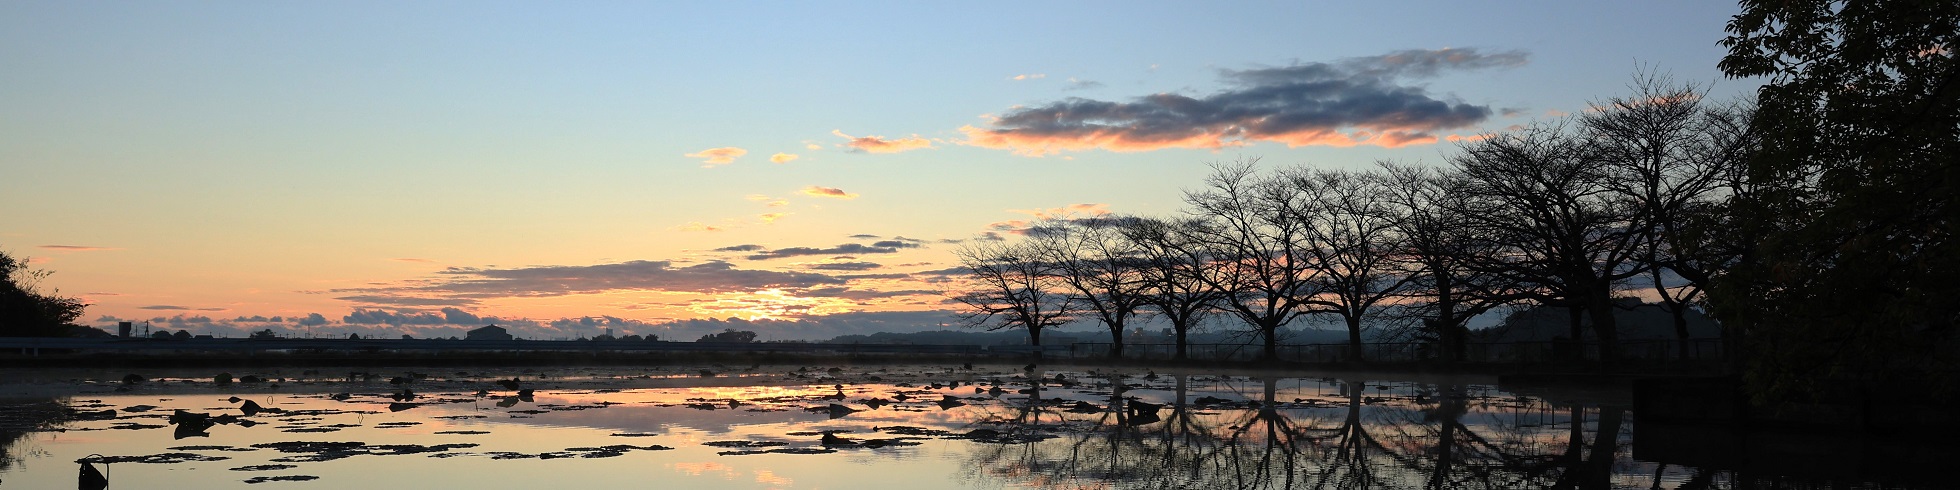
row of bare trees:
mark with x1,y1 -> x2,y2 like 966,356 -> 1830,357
954,76 -> 1757,364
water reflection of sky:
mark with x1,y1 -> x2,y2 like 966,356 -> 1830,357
0,366 -> 1916,489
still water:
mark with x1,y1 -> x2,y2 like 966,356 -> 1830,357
0,365 -> 1911,489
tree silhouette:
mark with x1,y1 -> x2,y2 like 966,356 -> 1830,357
1379,163 -> 1520,363
1451,124 -> 1650,364
1285,169 -> 1422,363
1040,217 -> 1151,359
1717,0 -> 1960,399
952,238 -> 1078,349
0,250 -> 90,337
695,328 -> 757,343
1583,73 -> 1757,360
1123,218 -> 1228,361
1185,160 -> 1325,362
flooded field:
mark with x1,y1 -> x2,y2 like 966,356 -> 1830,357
0,364 -> 1921,489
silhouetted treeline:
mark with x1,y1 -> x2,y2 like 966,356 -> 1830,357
956,0 -> 1959,400
956,75 -> 1750,367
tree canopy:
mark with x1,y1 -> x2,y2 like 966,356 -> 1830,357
1716,0 -> 1960,398
0,250 -> 91,337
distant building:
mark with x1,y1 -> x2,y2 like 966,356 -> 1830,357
1475,298 -> 1720,343
466,325 -> 513,341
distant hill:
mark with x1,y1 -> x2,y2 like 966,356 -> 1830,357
1474,299 -> 1719,343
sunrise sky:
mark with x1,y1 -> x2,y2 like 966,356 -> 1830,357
1,2 -> 1759,340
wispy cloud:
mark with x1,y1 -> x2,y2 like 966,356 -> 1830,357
960,48 -> 1527,155
1063,77 -> 1104,91
333,295 -> 480,307
676,222 -> 725,232
37,245 -> 118,252
806,261 -> 883,271
745,241 -> 920,260
333,260 -> 847,300
1010,203 -> 1112,219
770,153 -> 799,164
799,186 -> 859,199
759,212 -> 788,224
685,147 -> 748,166
832,130 -> 934,154
745,194 -> 789,207
1010,73 -> 1047,81
138,305 -> 227,311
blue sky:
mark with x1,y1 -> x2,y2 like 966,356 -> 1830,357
0,1 -> 1759,340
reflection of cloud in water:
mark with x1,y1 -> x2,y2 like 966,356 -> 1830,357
669,461 -> 737,478
500,403 -> 829,436
753,469 -> 794,487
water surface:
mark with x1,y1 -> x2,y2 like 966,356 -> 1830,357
0,365 -> 1917,489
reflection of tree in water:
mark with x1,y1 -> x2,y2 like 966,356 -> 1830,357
961,375 -> 1641,490
0,398 -> 68,472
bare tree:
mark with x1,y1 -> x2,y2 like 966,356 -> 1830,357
1039,217 -> 1151,359
951,238 -> 1077,350
1123,217 -> 1227,361
1286,168 -> 1422,363
1184,160 -> 1325,362
1379,162 -> 1521,363
1583,74 -> 1757,360
1450,123 -> 1649,364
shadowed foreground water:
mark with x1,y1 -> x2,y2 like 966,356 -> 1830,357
0,365 -> 1928,489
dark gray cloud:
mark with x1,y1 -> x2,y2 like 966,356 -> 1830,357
333,295 -> 480,307
714,244 -> 767,252
344,309 -> 448,326
334,260 -> 847,299
807,262 -> 884,271
746,243 -> 915,260
635,310 -> 962,341
961,48 -> 1527,154
800,287 -> 941,300
847,234 -> 881,239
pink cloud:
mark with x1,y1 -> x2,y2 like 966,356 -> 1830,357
685,147 -> 748,166
799,186 -> 859,199
832,130 -> 933,154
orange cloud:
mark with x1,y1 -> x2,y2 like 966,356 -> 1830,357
745,195 -> 789,207
799,186 -> 859,199
685,147 -> 747,166
769,153 -> 799,164
832,130 -> 933,154
676,222 -> 725,232
1009,203 -> 1112,220
759,212 -> 788,224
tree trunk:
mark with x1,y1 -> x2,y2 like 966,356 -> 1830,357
1173,320 -> 1189,361
1670,304 -> 1691,360
1262,323 -> 1280,363
1346,316 -> 1366,363
1108,323 -> 1126,360
1585,293 -> 1620,365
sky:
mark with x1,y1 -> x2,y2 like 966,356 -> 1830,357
1,1 -> 1761,341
